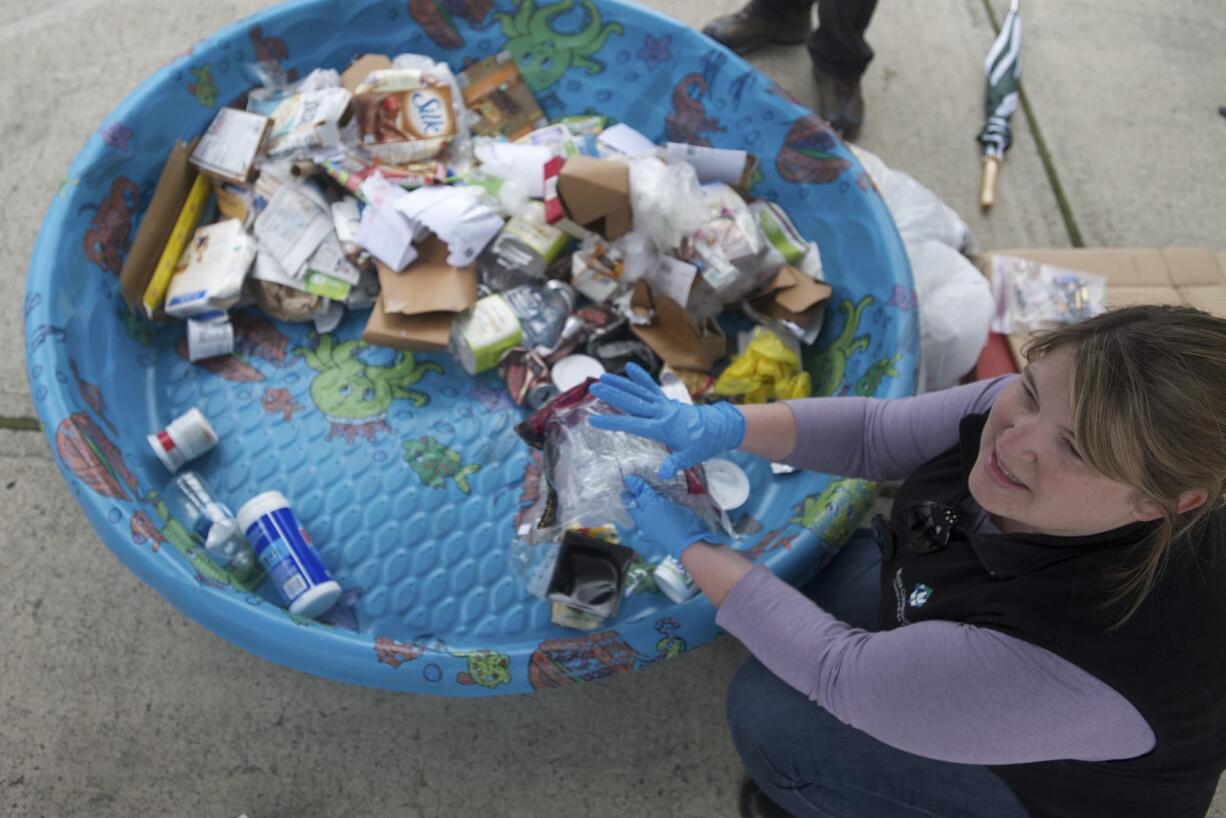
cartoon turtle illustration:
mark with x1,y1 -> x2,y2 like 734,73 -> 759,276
188,64 -> 217,107
295,335 -> 442,444
495,0 -> 624,92
456,650 -> 511,688
402,436 -> 481,493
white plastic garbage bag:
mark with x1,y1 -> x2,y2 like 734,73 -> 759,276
850,145 -> 976,253
850,145 -> 991,390
908,240 -> 994,391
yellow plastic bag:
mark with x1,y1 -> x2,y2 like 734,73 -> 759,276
713,329 -> 811,403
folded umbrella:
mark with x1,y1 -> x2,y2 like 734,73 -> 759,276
978,0 -> 1022,209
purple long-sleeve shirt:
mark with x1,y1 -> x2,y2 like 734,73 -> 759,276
715,377 -> 1156,764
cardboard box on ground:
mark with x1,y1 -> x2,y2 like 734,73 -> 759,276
976,247 -> 1226,371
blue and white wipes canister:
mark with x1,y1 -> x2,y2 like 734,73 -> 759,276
236,491 -> 340,619
653,556 -> 698,604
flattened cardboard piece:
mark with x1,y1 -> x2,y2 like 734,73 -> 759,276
363,295 -> 453,351
978,246 -> 1226,369
375,236 -> 477,316
556,156 -> 632,240
341,54 -> 393,93
750,265 -> 833,324
629,280 -> 726,371
119,138 -> 199,309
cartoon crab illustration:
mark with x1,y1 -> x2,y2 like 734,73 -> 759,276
295,335 -> 442,443
402,436 -> 481,493
495,0 -> 624,92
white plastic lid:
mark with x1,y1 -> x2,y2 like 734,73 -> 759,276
551,354 -> 605,392
704,458 -> 751,511
236,491 -> 290,533
147,432 -> 182,473
290,580 -> 341,619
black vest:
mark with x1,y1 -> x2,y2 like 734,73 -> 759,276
879,413 -> 1226,818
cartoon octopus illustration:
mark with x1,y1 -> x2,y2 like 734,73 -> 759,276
495,0 -> 624,92
295,335 -> 442,443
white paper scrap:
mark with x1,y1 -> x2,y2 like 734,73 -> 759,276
647,255 -> 699,308
393,186 -> 503,267
599,124 -> 657,157
254,184 -> 332,278
666,142 -> 748,186
356,204 -> 418,272
474,142 -> 552,198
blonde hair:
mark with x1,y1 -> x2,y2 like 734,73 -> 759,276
1023,305 -> 1226,626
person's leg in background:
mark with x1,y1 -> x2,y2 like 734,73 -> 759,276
703,0 -> 814,57
808,0 -> 879,140
726,531 -> 1029,817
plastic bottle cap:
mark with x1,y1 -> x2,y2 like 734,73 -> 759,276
703,459 -> 751,511
551,354 -> 605,393
205,517 -> 241,552
236,491 -> 290,533
289,580 -> 341,618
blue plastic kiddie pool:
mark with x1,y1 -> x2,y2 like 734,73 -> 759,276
24,0 -> 917,695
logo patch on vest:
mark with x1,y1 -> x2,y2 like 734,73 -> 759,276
908,584 -> 933,608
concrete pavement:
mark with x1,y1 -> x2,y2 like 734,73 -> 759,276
2,0 -> 1224,816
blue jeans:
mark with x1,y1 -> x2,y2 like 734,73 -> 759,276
725,529 -> 1031,817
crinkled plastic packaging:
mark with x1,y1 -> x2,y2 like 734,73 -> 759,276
714,327 -> 812,403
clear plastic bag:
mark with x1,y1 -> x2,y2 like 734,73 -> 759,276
993,255 -> 1107,334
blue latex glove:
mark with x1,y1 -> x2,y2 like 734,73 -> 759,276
589,362 -> 746,480
621,475 -> 719,560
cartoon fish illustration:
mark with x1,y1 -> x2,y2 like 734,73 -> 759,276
261,387 -> 305,422
130,510 -> 167,552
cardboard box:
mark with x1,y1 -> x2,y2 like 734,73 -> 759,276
375,236 -> 477,316
190,107 -> 270,184
362,295 -> 453,352
118,138 -> 199,309
341,54 -> 393,93
555,156 -> 632,241
979,246 -> 1226,368
628,280 -> 727,371
749,264 -> 832,325
457,51 -> 548,140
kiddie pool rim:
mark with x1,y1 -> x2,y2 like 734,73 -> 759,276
24,0 -> 917,695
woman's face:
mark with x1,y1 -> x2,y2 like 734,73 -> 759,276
968,346 -> 1149,536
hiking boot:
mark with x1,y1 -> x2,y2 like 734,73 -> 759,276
738,778 -> 794,818
813,67 -> 865,141
702,1 -> 812,55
